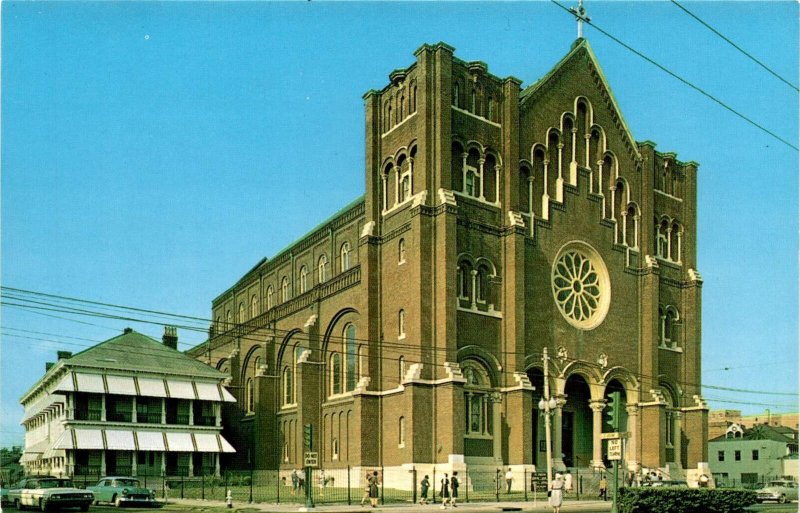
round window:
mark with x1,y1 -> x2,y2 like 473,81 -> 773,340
551,242 -> 610,330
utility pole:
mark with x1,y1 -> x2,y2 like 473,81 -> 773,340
541,348 -> 555,488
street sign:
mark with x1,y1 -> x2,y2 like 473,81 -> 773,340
607,439 -> 622,461
601,432 -> 628,440
304,451 -> 319,467
530,472 -> 548,491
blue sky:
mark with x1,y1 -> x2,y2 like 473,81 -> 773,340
1,1 -> 797,446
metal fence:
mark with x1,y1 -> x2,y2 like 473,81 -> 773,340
62,465 -> 621,504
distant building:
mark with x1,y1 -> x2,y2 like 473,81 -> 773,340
20,328 -> 235,478
190,38 -> 707,481
709,410 -> 800,441
709,423 -> 799,486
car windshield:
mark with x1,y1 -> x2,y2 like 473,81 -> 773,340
114,479 -> 140,487
35,479 -> 60,489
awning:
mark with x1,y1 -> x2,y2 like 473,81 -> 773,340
136,431 -> 165,451
105,430 -> 136,451
195,382 -> 221,401
165,432 -> 194,452
137,377 -> 167,398
75,429 -> 104,450
40,429 -> 235,454
221,387 -> 236,402
106,375 -> 137,395
166,380 -> 195,400
21,394 -> 65,424
53,373 -> 75,392
75,373 -> 105,394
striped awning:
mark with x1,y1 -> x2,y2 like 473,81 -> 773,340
50,428 -> 234,453
51,372 -> 234,402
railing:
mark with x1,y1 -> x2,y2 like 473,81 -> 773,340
137,412 -> 162,424
166,414 -> 191,425
107,411 -> 133,422
74,409 -> 102,421
194,415 -> 216,427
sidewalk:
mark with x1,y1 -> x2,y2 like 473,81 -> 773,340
161,498 -> 613,513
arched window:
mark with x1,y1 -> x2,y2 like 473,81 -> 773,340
476,265 -> 489,303
398,309 -> 405,338
332,438 -> 340,460
487,97 -> 494,121
226,310 -> 232,328
267,286 -> 274,310
471,89 -> 477,113
466,169 -> 477,196
299,266 -> 308,294
399,416 -> 406,447
282,367 -> 293,406
281,277 -> 289,303
462,361 -> 493,436
400,95 -> 405,119
412,83 -> 417,112
670,222 -> 681,262
398,238 -> 406,264
246,378 -> 254,413
216,316 -> 222,334
458,261 -> 472,300
254,356 -> 262,375
399,356 -> 406,383
318,255 -> 328,284
330,353 -> 342,395
453,82 -> 460,108
238,303 -> 245,323
656,219 -> 669,258
340,242 -> 351,272
345,324 -> 358,391
250,295 -> 258,319
358,344 -> 366,380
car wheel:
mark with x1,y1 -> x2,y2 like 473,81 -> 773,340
779,494 -> 787,504
39,499 -> 48,512
115,496 -> 123,507
14,498 -> 24,511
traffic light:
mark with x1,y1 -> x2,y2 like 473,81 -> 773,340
303,423 -> 313,450
605,391 -> 621,431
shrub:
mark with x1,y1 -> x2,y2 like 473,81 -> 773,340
618,487 -> 757,513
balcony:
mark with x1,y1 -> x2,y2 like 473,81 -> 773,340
74,409 -> 102,421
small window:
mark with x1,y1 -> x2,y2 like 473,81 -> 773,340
752,450 -> 759,461
299,266 -> 308,294
399,356 -> 406,383
398,238 -> 406,264
330,353 -> 342,395
332,438 -> 340,460
250,295 -> 258,319
466,171 -> 476,196
340,242 -> 351,272
399,416 -> 406,447
246,378 -> 254,413
281,277 -> 289,303
734,450 -> 741,461
267,287 -> 274,310
398,309 -> 405,339
718,451 -> 724,462
318,255 -> 328,284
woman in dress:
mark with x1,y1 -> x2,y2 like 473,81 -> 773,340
440,473 -> 450,509
369,471 -> 380,507
549,473 -> 564,513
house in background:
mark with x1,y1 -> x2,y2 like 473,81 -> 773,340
20,327 -> 235,478
708,423 -> 799,487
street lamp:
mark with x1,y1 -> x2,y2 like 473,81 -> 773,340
538,395 -> 558,490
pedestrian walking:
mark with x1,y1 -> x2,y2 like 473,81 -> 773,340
598,475 -> 608,501
369,471 -> 380,507
505,468 -> 513,493
440,473 -> 450,509
291,469 -> 299,496
319,469 -> 327,496
549,473 -> 564,513
360,472 -> 371,506
563,471 -> 573,495
450,472 -> 460,507
625,470 -> 635,488
420,475 -> 430,505
298,470 -> 305,492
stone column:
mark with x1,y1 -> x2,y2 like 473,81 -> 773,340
626,404 -> 640,471
673,411 -> 683,469
590,400 -> 606,469
478,158 -> 486,200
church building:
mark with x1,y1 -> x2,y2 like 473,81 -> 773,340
189,38 -> 708,482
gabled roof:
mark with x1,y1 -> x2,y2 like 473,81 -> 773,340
710,424 -> 798,444
520,38 -> 641,161
64,329 -> 224,379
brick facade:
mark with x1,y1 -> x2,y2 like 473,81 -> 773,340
188,39 -> 707,478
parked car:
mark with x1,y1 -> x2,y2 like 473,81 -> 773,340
1,484 -> 10,506
756,480 -> 798,504
8,476 -> 94,511
86,476 -> 157,507
644,479 -> 689,487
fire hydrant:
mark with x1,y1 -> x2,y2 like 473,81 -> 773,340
226,489 -> 233,509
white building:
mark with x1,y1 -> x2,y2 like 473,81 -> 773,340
20,327 -> 236,478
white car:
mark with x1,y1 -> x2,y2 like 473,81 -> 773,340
756,480 -> 798,504
8,476 -> 94,511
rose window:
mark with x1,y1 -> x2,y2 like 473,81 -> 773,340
551,242 -> 610,330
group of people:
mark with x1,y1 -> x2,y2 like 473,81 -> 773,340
417,472 -> 459,508
290,469 -> 306,495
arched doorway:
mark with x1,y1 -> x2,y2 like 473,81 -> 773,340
562,375 -> 592,469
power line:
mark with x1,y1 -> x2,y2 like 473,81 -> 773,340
670,0 -> 798,92
3,289 -> 798,400
549,0 -> 799,152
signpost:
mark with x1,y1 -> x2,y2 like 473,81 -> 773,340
605,392 -> 622,513
607,439 -> 622,461
303,424 -> 315,508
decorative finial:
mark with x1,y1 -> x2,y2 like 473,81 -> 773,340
569,0 -> 591,39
